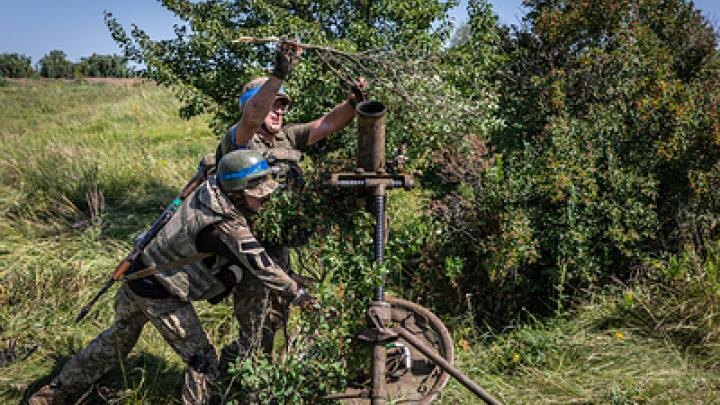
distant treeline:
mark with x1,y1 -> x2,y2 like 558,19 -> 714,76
0,50 -> 135,78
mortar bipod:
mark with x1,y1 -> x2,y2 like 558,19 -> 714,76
326,100 -> 501,404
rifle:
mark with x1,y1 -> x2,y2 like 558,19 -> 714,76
75,161 -> 209,322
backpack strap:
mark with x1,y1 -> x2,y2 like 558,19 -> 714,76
124,252 -> 214,281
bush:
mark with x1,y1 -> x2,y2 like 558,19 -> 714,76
38,50 -> 74,78
0,53 -> 34,78
424,0 -> 720,323
76,53 -> 131,78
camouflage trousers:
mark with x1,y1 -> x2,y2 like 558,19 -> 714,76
219,245 -> 290,369
51,284 -> 218,405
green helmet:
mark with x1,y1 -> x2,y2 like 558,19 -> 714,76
217,150 -> 277,197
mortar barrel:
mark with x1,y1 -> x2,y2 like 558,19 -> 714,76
356,100 -> 387,172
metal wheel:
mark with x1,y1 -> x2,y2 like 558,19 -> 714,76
333,296 -> 454,404
383,296 -> 454,404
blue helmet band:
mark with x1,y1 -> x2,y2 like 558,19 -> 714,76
220,160 -> 270,181
239,85 -> 287,106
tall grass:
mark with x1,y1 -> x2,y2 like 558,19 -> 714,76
441,246 -> 720,404
0,80 -> 230,403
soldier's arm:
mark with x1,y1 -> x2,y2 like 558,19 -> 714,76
306,77 -> 367,145
305,102 -> 356,146
213,218 -> 300,299
233,77 -> 285,147
234,42 -> 303,147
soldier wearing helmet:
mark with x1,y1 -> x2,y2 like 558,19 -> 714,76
216,41 -> 366,365
216,42 -> 366,184
29,150 -> 316,405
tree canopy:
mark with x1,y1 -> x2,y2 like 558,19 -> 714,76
76,53 -> 131,78
0,53 -> 34,78
38,50 -> 74,78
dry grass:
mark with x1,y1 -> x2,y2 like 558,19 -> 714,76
441,276 -> 720,404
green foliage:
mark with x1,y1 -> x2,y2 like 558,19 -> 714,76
105,0 -> 454,128
225,350 -> 345,403
76,53 -> 132,78
222,265 -> 371,403
3,51 -> 131,79
103,1 -> 505,398
444,0 -> 505,99
425,0 -> 720,323
0,53 -> 34,78
38,49 -> 75,78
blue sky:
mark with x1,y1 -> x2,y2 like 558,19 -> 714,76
1,1 -> 718,64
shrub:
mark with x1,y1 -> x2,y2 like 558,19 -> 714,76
0,53 -> 34,78
76,53 -> 131,78
425,0 -> 720,323
38,50 -> 74,78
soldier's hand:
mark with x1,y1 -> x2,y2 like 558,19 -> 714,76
292,288 -> 319,311
272,39 -> 303,79
298,295 -> 320,312
348,77 -> 368,107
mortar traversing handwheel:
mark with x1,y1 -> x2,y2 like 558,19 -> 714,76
339,296 -> 454,404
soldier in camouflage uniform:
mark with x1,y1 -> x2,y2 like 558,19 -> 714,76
29,150 -> 317,405
215,41 -> 366,366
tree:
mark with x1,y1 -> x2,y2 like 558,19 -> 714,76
76,53 -> 130,77
105,0 -> 464,133
0,53 -> 34,78
445,0 -> 505,98
429,0 -> 720,321
104,0 -> 505,399
38,50 -> 74,78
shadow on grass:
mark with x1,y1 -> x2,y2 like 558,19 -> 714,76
4,178 -> 189,243
20,353 -> 71,404
99,180 -> 189,242
23,351 -> 184,404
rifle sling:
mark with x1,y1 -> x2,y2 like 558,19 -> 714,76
123,252 -> 214,281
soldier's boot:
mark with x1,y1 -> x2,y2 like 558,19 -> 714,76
182,348 -> 218,405
27,383 -> 69,405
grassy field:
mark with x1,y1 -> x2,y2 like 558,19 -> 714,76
442,285 -> 720,403
1,80 -> 718,404
0,79 -> 229,403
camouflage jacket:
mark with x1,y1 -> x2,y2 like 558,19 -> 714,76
216,123 -> 311,182
140,176 -> 299,302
